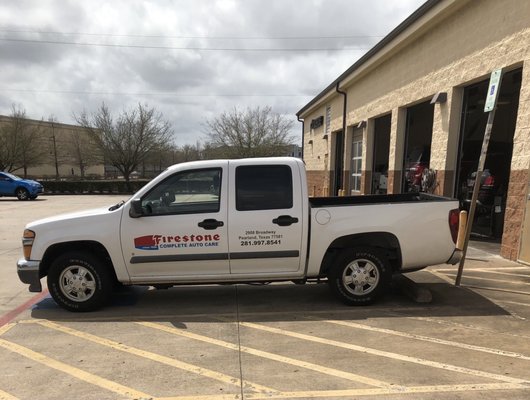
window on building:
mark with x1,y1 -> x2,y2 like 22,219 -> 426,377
325,105 -> 331,136
350,127 -> 363,193
236,165 -> 293,211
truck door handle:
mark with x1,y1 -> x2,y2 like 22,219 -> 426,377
198,219 -> 224,230
272,215 -> 299,226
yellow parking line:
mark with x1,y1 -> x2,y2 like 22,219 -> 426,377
157,395 -> 240,400
138,321 -> 397,389
324,319 -> 530,361
244,382 -> 529,399
38,320 -> 275,395
0,388 -> 18,400
434,266 -> 530,272
0,323 -> 15,336
443,273 -> 530,286
473,269 -> 530,278
500,300 -> 530,308
0,338 -> 150,399
429,270 -> 457,285
239,321 -> 530,385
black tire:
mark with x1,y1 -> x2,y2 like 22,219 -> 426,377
16,187 -> 29,201
47,252 -> 113,312
328,248 -> 391,305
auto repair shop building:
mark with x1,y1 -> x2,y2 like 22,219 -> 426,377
297,0 -> 530,262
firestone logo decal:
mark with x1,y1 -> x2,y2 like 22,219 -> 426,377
134,234 -> 221,250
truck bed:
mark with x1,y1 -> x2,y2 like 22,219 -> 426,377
309,193 -> 454,208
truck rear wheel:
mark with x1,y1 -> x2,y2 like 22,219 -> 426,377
47,252 -> 113,312
328,248 -> 390,305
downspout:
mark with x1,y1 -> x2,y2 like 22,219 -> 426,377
297,116 -> 304,159
336,81 -> 347,195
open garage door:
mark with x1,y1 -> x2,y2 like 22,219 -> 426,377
456,68 -> 522,240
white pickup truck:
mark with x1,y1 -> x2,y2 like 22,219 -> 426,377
17,157 -> 462,312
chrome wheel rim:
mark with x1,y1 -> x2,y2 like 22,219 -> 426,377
342,259 -> 380,295
59,266 -> 96,302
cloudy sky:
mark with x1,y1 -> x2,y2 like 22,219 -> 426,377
0,0 -> 425,146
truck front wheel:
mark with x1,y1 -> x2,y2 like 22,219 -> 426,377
328,248 -> 390,305
47,252 -> 113,312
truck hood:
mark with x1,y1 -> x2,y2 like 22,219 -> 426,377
26,206 -> 117,229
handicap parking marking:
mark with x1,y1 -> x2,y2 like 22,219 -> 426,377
0,337 -> 152,399
320,319 -> 530,361
238,321 -> 530,385
242,383 -> 529,399
37,320 -> 276,395
138,321 -> 399,390
430,268 -> 530,297
2,316 -> 530,399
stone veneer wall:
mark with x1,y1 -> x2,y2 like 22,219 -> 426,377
306,170 -> 331,197
501,173 -> 530,259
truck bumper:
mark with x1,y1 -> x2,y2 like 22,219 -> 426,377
17,258 -> 42,292
446,249 -> 463,265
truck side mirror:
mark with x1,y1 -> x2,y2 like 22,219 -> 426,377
129,198 -> 143,218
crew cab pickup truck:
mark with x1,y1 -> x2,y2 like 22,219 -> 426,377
17,157 -> 462,312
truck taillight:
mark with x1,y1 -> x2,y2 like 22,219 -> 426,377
449,209 -> 459,244
22,229 -> 35,260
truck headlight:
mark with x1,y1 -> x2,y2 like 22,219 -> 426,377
22,229 -> 35,260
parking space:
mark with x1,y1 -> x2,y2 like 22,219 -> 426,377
1,196 -> 530,399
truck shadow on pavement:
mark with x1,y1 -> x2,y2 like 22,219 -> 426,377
30,276 -> 511,325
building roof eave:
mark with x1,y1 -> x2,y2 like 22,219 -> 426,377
296,0 -> 446,118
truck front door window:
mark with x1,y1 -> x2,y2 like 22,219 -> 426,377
141,169 -> 221,216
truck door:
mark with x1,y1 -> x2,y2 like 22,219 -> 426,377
228,161 -> 304,275
120,165 -> 230,280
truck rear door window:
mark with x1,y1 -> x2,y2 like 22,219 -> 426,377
236,165 -> 293,211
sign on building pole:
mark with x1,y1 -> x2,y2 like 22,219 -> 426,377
455,68 -> 503,286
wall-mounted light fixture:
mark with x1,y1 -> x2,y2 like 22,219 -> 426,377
430,92 -> 447,104
357,120 -> 367,129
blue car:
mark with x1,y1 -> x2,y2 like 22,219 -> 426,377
0,172 -> 43,200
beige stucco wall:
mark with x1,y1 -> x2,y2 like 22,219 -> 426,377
300,0 -> 530,259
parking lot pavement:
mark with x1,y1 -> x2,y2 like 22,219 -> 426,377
1,196 -> 529,399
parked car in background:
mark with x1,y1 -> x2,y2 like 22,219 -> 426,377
0,172 -> 43,200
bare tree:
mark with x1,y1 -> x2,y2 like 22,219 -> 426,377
68,129 -> 102,179
76,103 -> 173,185
204,106 -> 294,158
0,105 -> 45,176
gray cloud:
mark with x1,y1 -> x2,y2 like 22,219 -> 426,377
0,0 -> 425,146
